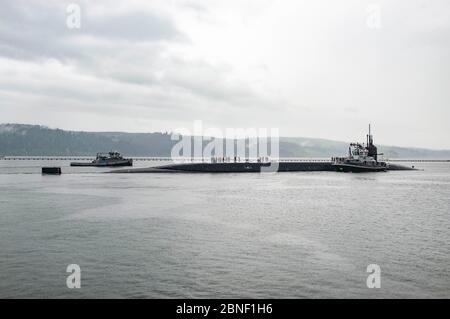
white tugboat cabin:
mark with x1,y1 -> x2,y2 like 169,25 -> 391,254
332,125 -> 388,173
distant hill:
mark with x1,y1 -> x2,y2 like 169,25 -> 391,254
0,124 -> 173,157
1,123 -> 449,159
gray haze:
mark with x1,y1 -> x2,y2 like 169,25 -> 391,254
0,0 -> 449,149
2,123 -> 450,159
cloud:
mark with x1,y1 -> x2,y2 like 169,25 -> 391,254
0,0 -> 449,148
0,0 -> 182,61
0,0 -> 274,130
83,10 -> 183,42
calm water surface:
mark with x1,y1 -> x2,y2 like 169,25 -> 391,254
0,160 -> 449,298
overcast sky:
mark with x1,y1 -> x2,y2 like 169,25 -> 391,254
0,0 -> 449,148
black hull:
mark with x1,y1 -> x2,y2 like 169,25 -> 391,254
70,160 -> 133,167
111,161 -> 414,173
158,162 -> 334,173
332,163 -> 386,173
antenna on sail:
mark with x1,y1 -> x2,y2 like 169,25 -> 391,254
366,124 -> 369,146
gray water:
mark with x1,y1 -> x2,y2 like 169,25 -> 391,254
0,160 -> 449,298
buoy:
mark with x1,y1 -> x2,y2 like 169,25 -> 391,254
42,167 -> 62,175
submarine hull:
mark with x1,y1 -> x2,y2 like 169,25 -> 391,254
110,161 -> 416,173
158,162 -> 334,173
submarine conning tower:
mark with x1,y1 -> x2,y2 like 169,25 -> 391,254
366,124 -> 378,161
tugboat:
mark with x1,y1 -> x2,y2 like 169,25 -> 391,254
332,125 -> 388,173
70,151 -> 133,167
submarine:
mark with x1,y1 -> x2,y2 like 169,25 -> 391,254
111,126 -> 416,173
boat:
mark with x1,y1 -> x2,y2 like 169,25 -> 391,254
70,151 -> 133,167
332,125 -> 388,173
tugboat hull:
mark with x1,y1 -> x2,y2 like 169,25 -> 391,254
70,159 -> 133,167
332,163 -> 386,173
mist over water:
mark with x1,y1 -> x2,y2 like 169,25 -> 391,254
0,160 -> 449,298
